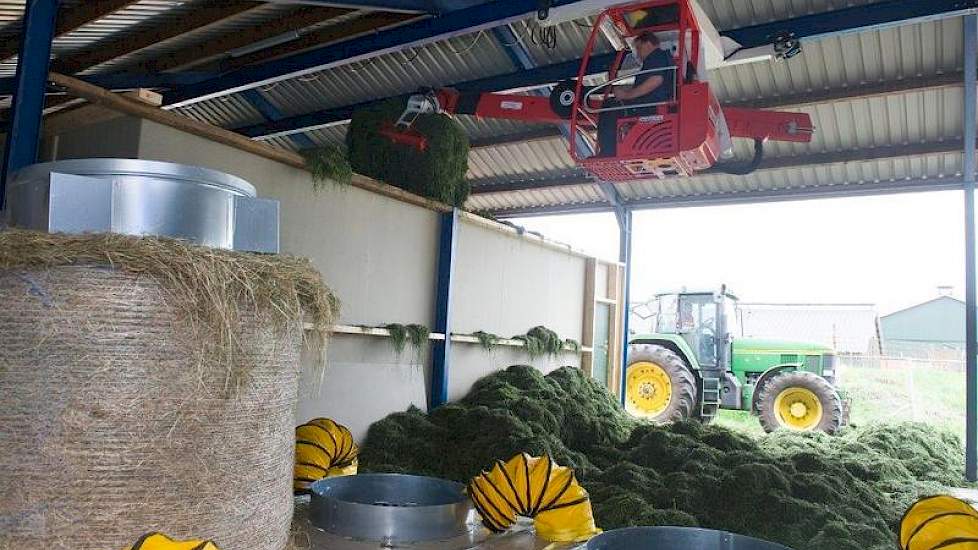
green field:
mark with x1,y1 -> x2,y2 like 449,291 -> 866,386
715,359 -> 966,438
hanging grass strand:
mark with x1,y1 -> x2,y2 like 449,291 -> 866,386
303,145 -> 353,188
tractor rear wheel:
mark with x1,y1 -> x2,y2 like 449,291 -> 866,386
625,344 -> 697,423
757,371 -> 843,434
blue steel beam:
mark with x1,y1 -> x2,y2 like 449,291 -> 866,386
0,71 -> 217,96
489,177 -> 969,218
230,0 -> 978,140
1,0 -> 59,209
233,53 -> 618,139
963,12 -> 977,483
240,89 -> 318,149
619,208 -> 633,406
722,0 -> 978,49
430,208 -> 459,408
163,0 -> 590,107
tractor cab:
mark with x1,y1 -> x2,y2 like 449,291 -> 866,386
651,289 -> 738,370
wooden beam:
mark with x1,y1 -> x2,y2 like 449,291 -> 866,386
221,11 -> 418,69
140,5 -> 351,72
0,0 -> 140,62
51,0 -> 263,75
48,71 -> 453,213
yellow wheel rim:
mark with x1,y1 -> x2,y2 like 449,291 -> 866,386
625,361 -> 673,418
773,387 -> 823,430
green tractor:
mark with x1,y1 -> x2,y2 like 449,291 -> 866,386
627,288 -> 846,433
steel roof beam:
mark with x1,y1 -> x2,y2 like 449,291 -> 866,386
232,52 -> 617,139
225,0 -> 976,139
486,177 -> 968,218
161,0 -> 594,107
722,0 -> 978,49
470,140 -> 968,195
232,55 -> 962,142
51,0 -> 263,75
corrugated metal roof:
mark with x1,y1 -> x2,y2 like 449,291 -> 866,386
0,0 -> 968,214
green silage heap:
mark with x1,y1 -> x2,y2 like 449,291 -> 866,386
360,365 -> 967,550
346,97 -> 470,206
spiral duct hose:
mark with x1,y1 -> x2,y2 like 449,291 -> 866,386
293,418 -> 358,494
900,495 -> 978,550
467,453 -> 601,542
126,533 -> 219,550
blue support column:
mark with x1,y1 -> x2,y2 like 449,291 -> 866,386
964,12 -> 977,482
617,208 -> 633,405
1,0 -> 60,210
430,208 -> 459,409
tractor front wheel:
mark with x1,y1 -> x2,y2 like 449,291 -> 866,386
625,344 -> 697,423
757,371 -> 843,434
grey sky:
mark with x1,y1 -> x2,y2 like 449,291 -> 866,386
513,190 -> 966,315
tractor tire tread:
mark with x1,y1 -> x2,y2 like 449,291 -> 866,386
756,370 -> 843,434
626,344 -> 697,424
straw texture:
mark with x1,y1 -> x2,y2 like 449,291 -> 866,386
0,231 -> 338,550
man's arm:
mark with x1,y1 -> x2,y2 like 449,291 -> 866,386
614,75 -> 663,101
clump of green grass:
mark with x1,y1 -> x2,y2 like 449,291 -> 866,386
303,144 -> 353,188
383,323 -> 429,356
471,331 -> 499,352
513,326 -> 573,359
347,98 -> 470,206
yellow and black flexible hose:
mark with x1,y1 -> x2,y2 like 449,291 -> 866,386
900,495 -> 978,550
126,532 -> 219,550
467,453 -> 601,542
294,417 -> 358,494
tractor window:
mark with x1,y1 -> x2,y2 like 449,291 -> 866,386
679,294 -> 718,367
655,295 -> 679,333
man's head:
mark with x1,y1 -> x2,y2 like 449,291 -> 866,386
634,31 -> 660,59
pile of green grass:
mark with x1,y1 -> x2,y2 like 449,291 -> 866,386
360,365 -> 966,550
347,98 -> 470,206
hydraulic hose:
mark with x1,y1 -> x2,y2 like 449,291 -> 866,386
714,138 -> 764,176
293,418 -> 359,494
468,453 -> 601,542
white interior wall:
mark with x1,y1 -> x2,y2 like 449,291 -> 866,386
40,115 -> 600,440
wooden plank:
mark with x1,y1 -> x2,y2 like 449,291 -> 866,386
581,257 -> 597,378
48,72 -> 458,215
322,325 -> 586,352
51,0 -> 262,74
0,0 -> 140,62
140,5 -> 351,72
223,11 -> 417,69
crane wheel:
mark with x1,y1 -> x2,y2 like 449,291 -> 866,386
549,80 -> 577,119
625,344 -> 696,423
756,371 -> 843,434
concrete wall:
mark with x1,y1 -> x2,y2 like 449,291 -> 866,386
40,115 -> 601,440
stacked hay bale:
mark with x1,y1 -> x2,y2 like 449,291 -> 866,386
347,98 -> 470,206
0,230 -> 337,550
359,365 -> 966,550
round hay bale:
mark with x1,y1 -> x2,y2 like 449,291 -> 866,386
0,231 -> 337,550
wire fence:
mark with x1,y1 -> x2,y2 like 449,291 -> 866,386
837,354 -> 965,439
